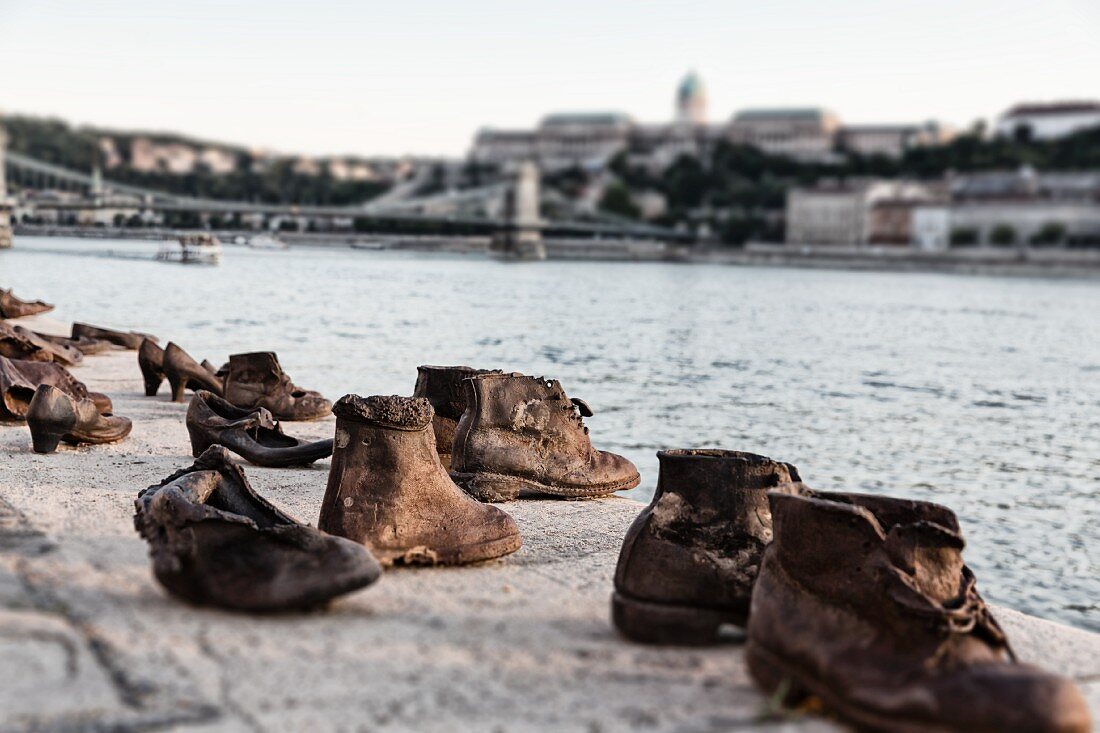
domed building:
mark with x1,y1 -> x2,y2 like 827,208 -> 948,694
676,71 -> 707,125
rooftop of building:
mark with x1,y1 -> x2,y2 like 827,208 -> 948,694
539,112 -> 634,129
1002,101 -> 1100,118
731,107 -> 831,123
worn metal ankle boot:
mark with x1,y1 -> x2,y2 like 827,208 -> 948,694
450,372 -> 640,501
318,394 -> 522,566
26,384 -> 131,453
412,365 -> 501,469
224,351 -> 330,421
612,450 -> 802,644
135,446 -> 381,611
746,490 -> 1091,733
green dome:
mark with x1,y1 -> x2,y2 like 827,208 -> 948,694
677,71 -> 704,102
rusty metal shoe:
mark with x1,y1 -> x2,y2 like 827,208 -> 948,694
0,322 -> 82,365
163,342 -> 224,402
26,384 -> 131,453
450,372 -> 640,501
138,339 -> 166,396
0,356 -> 111,420
746,490 -> 1091,733
33,331 -> 115,355
612,450 -> 803,645
412,365 -> 501,469
71,322 -> 156,350
187,390 -> 333,468
318,394 -> 522,566
224,351 -> 331,421
134,446 -> 381,611
0,289 -> 54,318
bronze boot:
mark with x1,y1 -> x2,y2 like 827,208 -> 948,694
451,372 -> 640,501
134,446 -> 381,611
224,351 -> 331,421
163,342 -> 224,402
318,394 -> 522,566
0,356 -> 111,420
412,365 -> 501,469
0,289 -> 54,318
26,384 -> 131,453
612,450 -> 802,644
71,322 -> 157,350
746,490 -> 1091,733
187,390 -> 333,468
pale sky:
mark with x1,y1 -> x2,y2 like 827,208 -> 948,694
1,0 -> 1097,158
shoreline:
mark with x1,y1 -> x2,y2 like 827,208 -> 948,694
14,225 -> 1100,278
0,314 -> 1098,730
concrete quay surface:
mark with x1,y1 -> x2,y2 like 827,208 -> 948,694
0,317 -> 1097,733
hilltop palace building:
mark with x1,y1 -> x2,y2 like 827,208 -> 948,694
469,72 -> 953,172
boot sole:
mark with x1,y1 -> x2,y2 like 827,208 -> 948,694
747,640 -> 1004,733
451,470 -> 640,502
611,590 -> 747,645
372,532 -> 522,567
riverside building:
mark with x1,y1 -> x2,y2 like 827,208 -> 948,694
469,72 -> 950,172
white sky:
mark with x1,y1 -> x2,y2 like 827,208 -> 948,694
1,0 -> 1097,158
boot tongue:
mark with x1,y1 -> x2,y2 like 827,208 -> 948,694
884,521 -> 966,605
570,397 -> 594,417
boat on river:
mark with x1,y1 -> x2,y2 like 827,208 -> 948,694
156,234 -> 222,265
246,234 -> 289,251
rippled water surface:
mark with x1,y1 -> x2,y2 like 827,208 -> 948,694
4,236 -> 1099,631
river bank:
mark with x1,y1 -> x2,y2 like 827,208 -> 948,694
0,314 -> 1098,731
15,224 -> 1100,277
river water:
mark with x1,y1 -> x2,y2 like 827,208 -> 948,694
4,236 -> 1099,632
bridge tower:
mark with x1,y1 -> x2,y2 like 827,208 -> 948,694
489,161 -> 545,261
0,126 -> 12,249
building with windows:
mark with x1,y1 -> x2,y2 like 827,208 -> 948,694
728,108 -> 840,162
837,121 -> 954,159
469,72 -> 953,171
785,180 -> 940,246
995,102 -> 1100,141
911,170 -> 1100,249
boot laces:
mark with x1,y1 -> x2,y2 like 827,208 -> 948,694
899,566 -> 1017,661
543,379 -> 590,435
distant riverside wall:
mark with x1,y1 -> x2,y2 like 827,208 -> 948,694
12,224 -> 1100,277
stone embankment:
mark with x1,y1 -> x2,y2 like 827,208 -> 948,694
1,315 -> 1098,731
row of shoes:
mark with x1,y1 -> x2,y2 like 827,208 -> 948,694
6,322 -> 156,453
138,341 -> 332,420
4,296 -> 1088,732
611,450 -> 1091,732
0,316 -> 142,452
134,364 -> 647,603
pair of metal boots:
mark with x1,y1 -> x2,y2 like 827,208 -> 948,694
612,450 -> 1090,733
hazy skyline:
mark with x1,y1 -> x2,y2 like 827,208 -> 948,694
2,0 -> 1098,158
